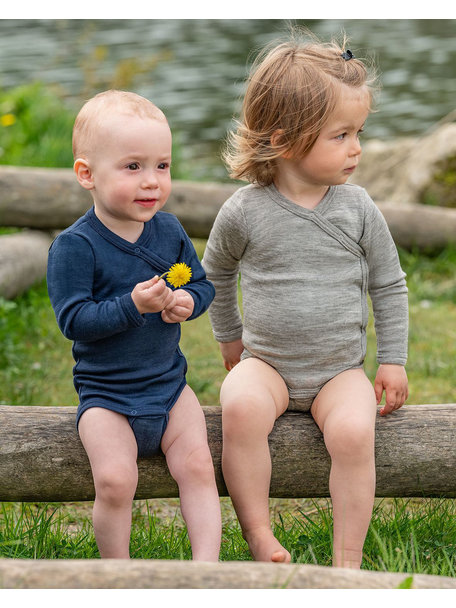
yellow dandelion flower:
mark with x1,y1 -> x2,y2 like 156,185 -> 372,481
1,113 -> 16,127
159,263 -> 192,288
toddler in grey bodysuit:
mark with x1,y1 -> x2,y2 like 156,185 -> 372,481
202,30 -> 409,568
203,181 -> 408,407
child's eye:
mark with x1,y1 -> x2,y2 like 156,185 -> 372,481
127,162 -> 140,170
158,162 -> 170,170
335,133 -> 346,140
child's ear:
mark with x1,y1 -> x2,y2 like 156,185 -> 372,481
74,158 -> 94,190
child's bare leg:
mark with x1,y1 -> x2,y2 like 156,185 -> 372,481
161,385 -> 221,561
311,369 -> 377,569
220,358 -> 291,562
78,408 -> 138,558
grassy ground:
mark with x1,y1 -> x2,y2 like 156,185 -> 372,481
0,241 -> 455,572
1,498 -> 456,577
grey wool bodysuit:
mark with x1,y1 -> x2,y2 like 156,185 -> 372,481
202,182 -> 408,406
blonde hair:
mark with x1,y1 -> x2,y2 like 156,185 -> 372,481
72,90 -> 166,159
224,30 -> 378,185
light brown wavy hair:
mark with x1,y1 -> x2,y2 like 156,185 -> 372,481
72,90 -> 166,160
223,30 -> 378,185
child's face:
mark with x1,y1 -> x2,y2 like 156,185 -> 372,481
84,113 -> 172,232
281,86 -> 370,189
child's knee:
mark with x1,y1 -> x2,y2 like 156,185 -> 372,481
325,418 -> 375,462
222,393 -> 267,439
95,466 -> 137,505
172,445 -> 215,486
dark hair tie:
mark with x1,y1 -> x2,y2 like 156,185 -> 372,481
341,50 -> 355,61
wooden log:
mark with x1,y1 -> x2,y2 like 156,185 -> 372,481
378,202 -> 456,251
1,166 -> 456,248
0,404 -> 455,502
0,230 -> 53,299
1,558 -> 455,589
0,166 -> 92,229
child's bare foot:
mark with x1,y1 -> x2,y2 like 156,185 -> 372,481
244,527 -> 291,562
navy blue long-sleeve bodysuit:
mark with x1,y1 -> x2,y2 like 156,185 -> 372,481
47,207 -> 215,427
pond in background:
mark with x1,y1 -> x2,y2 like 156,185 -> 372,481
0,19 -> 455,179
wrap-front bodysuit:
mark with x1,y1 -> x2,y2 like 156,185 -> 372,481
47,207 -> 215,427
202,182 -> 408,404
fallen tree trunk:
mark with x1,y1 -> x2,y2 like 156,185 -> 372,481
378,202 -> 456,250
1,166 -> 455,248
0,230 -> 53,299
1,558 -> 455,589
1,404 -> 455,502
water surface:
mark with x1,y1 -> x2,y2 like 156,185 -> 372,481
0,19 -> 455,178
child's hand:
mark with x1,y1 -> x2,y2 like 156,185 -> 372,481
374,364 -> 409,417
161,289 -> 195,323
219,339 -> 244,371
131,276 -> 176,315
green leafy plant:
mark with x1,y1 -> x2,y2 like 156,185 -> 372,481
0,82 -> 75,168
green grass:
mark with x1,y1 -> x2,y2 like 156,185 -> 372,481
0,242 -> 455,573
2,498 -> 456,576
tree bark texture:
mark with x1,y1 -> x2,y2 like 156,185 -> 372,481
1,558 -> 455,589
1,166 -> 455,248
1,404 -> 455,502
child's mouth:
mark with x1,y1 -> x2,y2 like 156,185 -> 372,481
135,199 -> 157,207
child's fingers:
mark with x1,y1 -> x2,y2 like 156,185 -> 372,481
373,379 -> 383,405
379,392 -> 397,416
161,303 -> 191,323
161,309 -> 174,323
224,359 -> 238,371
379,387 -> 405,416
138,275 -> 160,290
172,290 -> 194,307
161,308 -> 183,323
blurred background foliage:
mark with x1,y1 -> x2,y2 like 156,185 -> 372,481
0,82 -> 187,178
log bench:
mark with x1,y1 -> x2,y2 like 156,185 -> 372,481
1,403 -> 456,589
1,403 -> 455,501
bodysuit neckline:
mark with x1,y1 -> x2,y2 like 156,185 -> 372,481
265,182 -> 336,218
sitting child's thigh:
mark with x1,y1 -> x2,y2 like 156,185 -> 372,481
311,368 -> 377,430
220,357 -> 289,419
78,407 -> 138,472
160,385 -> 208,455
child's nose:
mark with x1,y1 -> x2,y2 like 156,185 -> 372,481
142,170 -> 159,188
350,138 -> 362,157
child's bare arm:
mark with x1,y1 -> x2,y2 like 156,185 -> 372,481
131,276 -> 176,315
374,364 -> 409,417
219,339 -> 244,371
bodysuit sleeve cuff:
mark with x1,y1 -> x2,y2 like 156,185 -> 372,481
120,293 -> 147,327
212,327 -> 244,343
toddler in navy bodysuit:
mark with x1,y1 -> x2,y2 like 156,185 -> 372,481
47,90 -> 221,560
